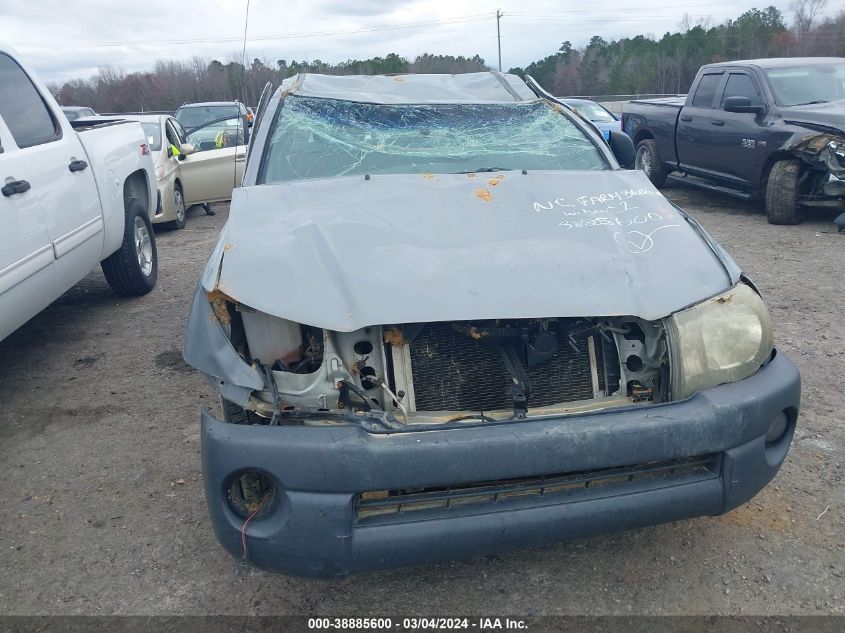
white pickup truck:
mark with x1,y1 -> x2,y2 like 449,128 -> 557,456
0,45 -> 158,342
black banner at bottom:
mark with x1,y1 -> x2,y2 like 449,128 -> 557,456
0,616 -> 842,633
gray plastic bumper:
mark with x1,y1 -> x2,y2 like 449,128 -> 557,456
201,350 -> 800,577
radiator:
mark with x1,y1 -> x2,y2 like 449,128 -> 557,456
407,321 -> 620,412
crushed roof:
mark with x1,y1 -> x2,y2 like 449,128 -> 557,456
277,71 -> 537,104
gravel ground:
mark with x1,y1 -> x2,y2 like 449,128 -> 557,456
0,191 -> 842,616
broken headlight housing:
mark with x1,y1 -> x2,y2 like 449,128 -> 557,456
666,283 -> 773,400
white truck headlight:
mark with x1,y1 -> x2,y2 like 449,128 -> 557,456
667,283 -> 773,400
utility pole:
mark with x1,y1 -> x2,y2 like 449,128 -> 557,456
496,9 -> 502,71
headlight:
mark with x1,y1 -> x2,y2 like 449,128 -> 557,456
666,283 -> 773,399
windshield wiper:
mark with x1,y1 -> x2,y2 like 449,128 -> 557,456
791,100 -> 830,106
457,167 -> 515,173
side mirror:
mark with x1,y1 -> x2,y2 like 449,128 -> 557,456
178,143 -> 195,158
724,96 -> 765,114
608,130 -> 636,168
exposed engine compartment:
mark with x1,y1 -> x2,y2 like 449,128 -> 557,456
217,297 -> 670,428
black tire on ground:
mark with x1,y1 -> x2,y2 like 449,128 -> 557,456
165,183 -> 187,230
765,159 -> 805,225
634,139 -> 669,187
101,198 -> 158,296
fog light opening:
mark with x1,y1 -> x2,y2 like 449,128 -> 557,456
228,470 -> 276,519
765,411 -> 790,446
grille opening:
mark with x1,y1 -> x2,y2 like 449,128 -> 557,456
356,454 -> 719,522
403,319 -> 621,412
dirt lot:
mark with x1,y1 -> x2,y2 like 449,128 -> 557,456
0,190 -> 842,616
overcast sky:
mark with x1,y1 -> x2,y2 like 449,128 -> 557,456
4,0 -> 845,82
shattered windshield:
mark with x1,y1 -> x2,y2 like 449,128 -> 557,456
259,96 -> 608,183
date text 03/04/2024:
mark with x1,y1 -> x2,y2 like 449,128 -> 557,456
307,617 -> 529,630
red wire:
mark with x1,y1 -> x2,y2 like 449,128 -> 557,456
240,494 -> 270,562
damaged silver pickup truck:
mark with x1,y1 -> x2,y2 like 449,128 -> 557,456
183,72 -> 801,577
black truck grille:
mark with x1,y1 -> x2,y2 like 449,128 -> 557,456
408,322 -> 620,412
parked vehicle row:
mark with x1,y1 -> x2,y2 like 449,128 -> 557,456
622,57 -> 845,225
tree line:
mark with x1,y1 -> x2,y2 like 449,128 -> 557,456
50,54 -> 487,112
509,1 -> 843,96
50,1 -> 842,111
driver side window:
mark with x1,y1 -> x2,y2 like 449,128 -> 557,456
722,73 -> 762,107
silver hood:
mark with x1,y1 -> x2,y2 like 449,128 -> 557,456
202,169 -> 738,331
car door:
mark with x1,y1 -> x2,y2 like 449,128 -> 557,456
0,53 -> 103,298
715,71 -> 773,187
676,70 -> 733,180
161,118 -> 182,187
178,117 -> 245,206
0,62 -> 54,341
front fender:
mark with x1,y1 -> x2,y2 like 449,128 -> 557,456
182,282 -> 263,406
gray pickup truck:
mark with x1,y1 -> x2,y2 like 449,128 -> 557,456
623,58 -> 845,224
184,71 -> 799,578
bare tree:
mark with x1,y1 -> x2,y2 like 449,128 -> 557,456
793,0 -> 828,53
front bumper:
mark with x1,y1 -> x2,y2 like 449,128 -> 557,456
201,350 -> 800,578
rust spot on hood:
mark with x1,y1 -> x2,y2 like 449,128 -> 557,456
466,173 -> 477,179
421,173 -> 435,180
488,175 -> 505,186
223,242 -> 235,252
383,327 -> 405,346
206,288 -> 233,325
474,188 -> 493,202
